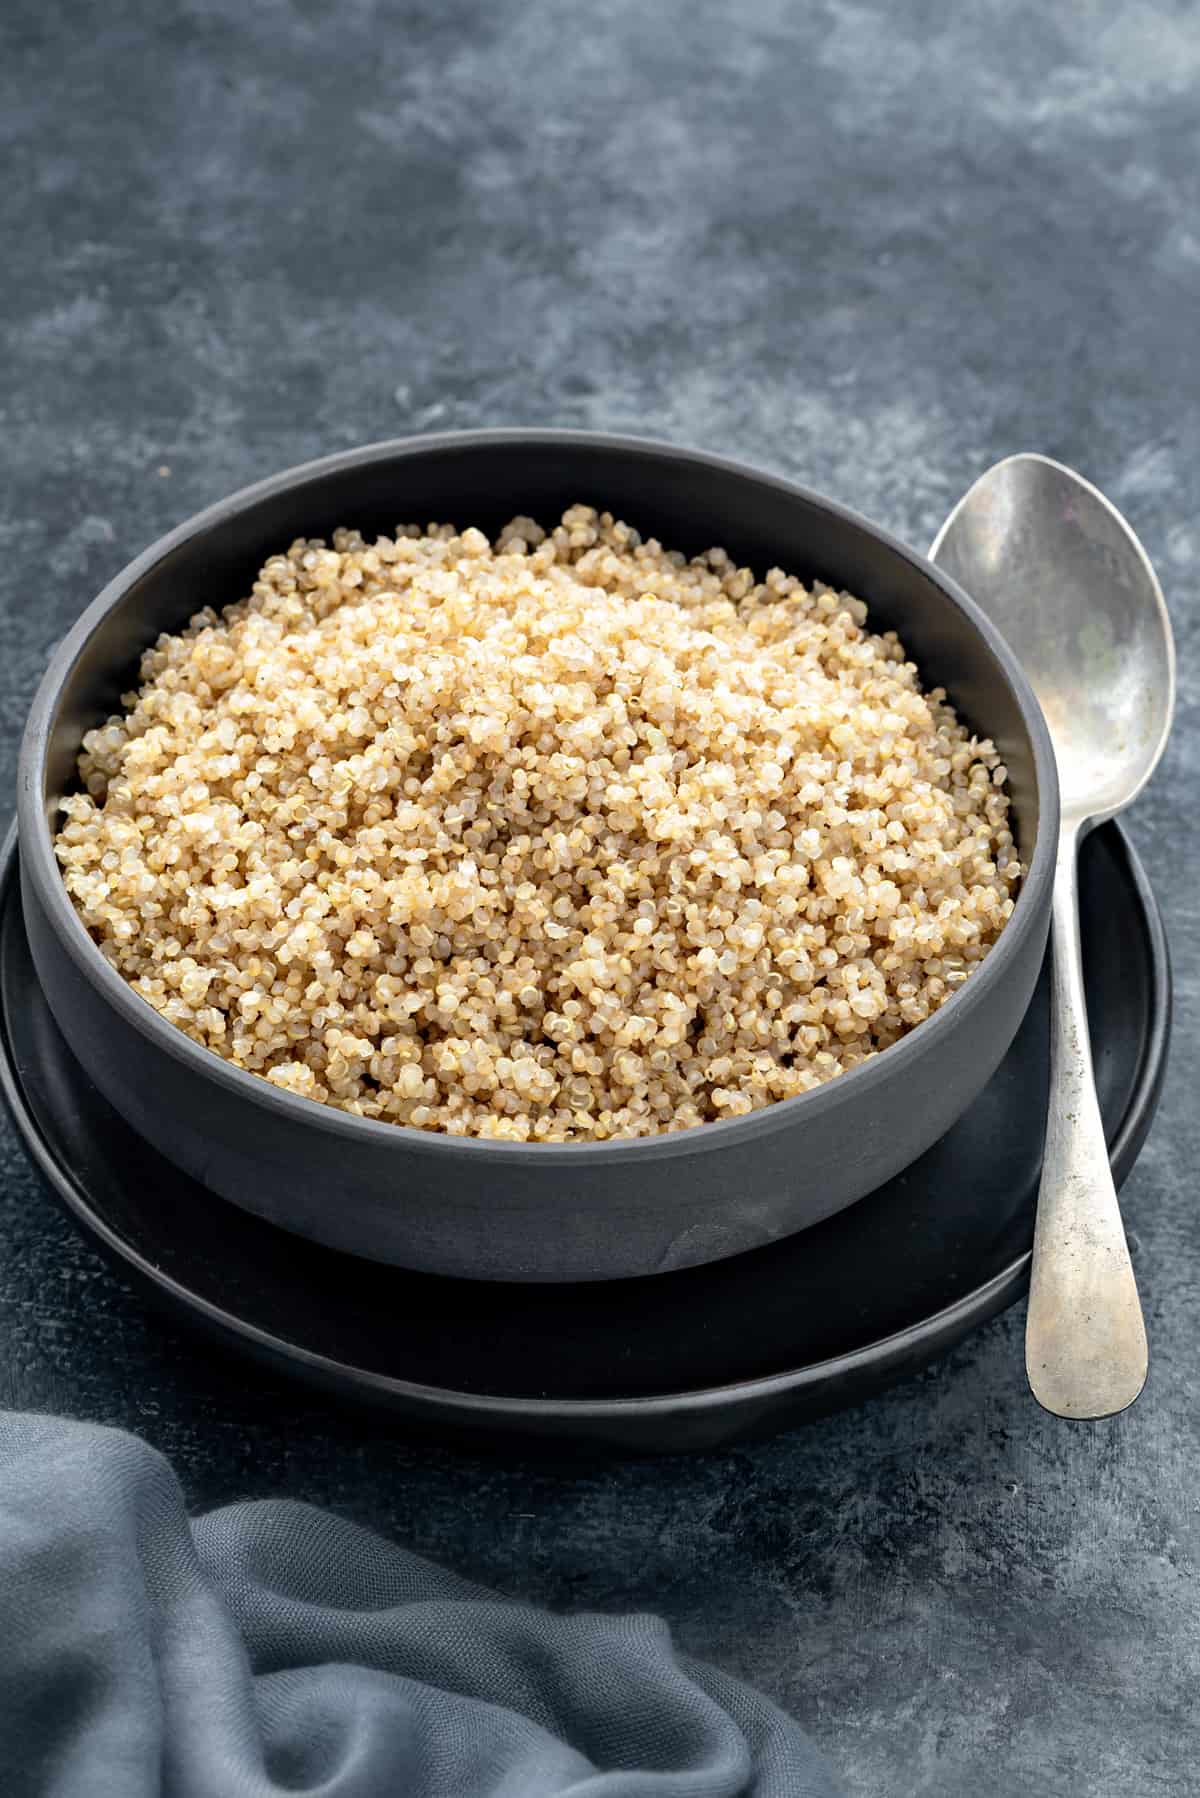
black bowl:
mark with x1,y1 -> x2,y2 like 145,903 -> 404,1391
17,431 -> 1058,1282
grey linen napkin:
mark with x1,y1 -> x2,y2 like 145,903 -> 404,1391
0,1412 -> 842,1797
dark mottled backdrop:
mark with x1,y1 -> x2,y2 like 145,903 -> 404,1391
2,3 -> 1197,1794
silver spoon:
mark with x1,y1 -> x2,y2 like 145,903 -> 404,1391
930,454 -> 1174,1419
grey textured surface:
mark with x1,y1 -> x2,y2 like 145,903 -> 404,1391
0,3 -> 1196,1795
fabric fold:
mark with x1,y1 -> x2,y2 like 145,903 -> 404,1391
0,1413 -> 841,1797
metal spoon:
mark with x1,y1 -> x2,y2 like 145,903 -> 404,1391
930,454 -> 1175,1419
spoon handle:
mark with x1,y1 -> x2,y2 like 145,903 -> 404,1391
1025,826 -> 1149,1418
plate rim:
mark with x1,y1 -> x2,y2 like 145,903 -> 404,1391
0,820 -> 1171,1428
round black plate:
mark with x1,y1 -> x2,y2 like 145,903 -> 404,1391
0,824 -> 1169,1454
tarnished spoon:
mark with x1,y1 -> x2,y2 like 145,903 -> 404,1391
930,455 -> 1174,1419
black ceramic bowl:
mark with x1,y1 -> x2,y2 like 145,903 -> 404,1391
18,432 -> 1058,1282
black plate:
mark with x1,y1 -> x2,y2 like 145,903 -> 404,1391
0,824 -> 1169,1454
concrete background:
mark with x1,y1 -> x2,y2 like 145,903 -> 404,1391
2,2 -> 1197,1792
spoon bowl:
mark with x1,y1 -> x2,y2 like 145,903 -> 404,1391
932,454 -> 1175,1420
931,454 -> 1175,829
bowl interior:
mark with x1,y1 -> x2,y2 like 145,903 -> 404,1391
39,435 -> 1043,869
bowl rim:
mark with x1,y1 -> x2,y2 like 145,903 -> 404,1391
18,427 -> 1061,1164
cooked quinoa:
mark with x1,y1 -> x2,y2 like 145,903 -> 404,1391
54,505 -> 1020,1141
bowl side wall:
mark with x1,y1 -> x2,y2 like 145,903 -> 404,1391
22,435 -> 1055,1281
22,850 -> 1048,1279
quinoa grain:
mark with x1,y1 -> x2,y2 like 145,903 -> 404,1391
54,506 -> 1021,1140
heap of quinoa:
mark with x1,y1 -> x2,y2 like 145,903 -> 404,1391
54,506 -> 1020,1141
